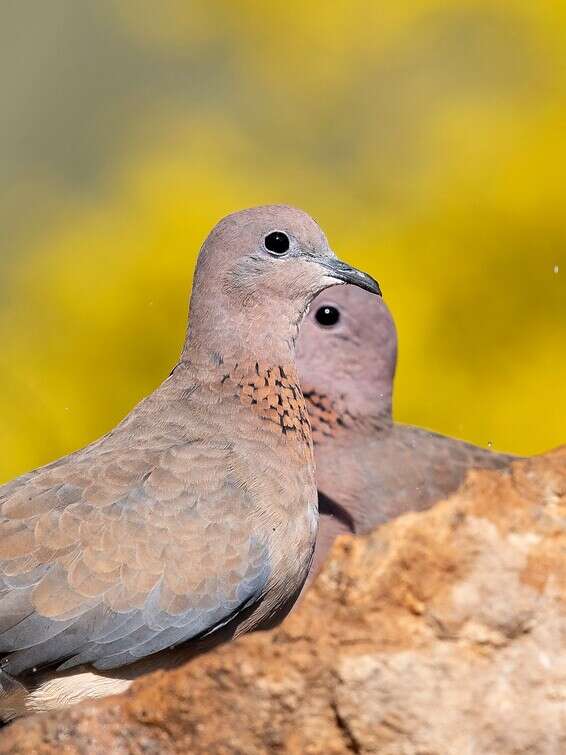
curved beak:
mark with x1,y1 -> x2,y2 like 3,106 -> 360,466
320,257 -> 382,296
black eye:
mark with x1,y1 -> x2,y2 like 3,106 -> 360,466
264,231 -> 290,255
315,306 -> 341,327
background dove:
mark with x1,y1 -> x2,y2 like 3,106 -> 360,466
0,205 -> 380,720
296,285 -> 518,577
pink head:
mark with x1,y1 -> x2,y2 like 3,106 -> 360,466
296,285 -> 398,433
183,206 -> 381,365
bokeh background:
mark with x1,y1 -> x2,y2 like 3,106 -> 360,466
1,1 -> 564,481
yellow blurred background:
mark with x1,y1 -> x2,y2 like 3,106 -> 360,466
1,0 -> 564,481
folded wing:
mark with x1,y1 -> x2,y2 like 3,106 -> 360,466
0,442 -> 270,674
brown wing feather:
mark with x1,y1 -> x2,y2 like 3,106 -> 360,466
0,442 -> 270,674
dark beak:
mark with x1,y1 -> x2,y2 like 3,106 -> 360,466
321,257 -> 382,296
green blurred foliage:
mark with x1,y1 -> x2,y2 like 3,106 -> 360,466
0,0 -> 564,480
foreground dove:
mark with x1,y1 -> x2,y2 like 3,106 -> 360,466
0,205 -> 380,720
296,285 -> 518,577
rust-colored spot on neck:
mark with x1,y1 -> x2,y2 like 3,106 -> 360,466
301,387 -> 353,445
302,385 -> 393,444
221,363 -> 312,446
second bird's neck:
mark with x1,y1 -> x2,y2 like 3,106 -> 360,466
302,385 -> 393,447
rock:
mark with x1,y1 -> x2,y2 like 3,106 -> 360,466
1,448 -> 565,755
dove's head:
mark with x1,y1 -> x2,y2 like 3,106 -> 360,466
186,205 -> 380,362
296,284 -> 398,431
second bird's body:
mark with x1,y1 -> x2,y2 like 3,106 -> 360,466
297,285 -> 518,577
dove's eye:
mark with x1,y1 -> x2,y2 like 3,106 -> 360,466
315,305 -> 341,327
264,231 -> 290,256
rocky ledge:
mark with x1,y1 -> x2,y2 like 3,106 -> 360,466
1,448 -> 565,754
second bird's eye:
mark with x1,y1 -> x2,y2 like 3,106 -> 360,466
264,231 -> 290,255
315,305 -> 341,327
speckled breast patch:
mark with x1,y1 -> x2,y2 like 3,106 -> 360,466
221,363 -> 312,444
301,387 -> 354,444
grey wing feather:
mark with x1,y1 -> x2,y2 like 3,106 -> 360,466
0,442 -> 271,676
361,425 -> 520,530
404,426 -> 518,503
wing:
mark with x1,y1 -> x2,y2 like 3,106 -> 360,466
405,425 -> 519,503
0,442 -> 270,675
360,425 -> 519,529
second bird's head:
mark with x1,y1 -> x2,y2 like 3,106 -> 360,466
187,205 -> 380,356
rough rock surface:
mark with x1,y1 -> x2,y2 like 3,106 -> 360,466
1,448 -> 565,755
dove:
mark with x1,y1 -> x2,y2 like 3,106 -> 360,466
295,285 -> 518,578
0,205 -> 381,720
